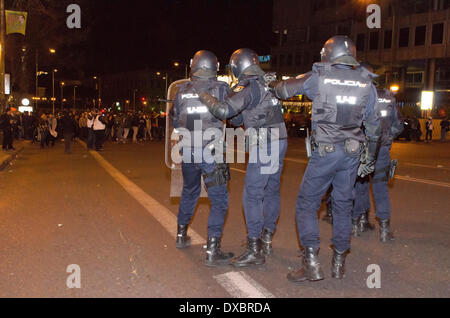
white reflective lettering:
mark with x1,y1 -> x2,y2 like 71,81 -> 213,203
336,95 -> 357,105
181,93 -> 199,99
187,106 -> 208,114
324,78 -> 367,88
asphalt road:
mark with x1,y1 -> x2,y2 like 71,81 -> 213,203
0,137 -> 449,298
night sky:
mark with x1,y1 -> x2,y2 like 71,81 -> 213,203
83,0 -> 274,75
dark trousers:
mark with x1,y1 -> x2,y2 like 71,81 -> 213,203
87,129 -> 95,149
178,150 -> 229,238
2,129 -> 13,150
242,139 -> 288,238
353,145 -> 392,220
40,130 -> 48,148
426,130 -> 433,141
296,143 -> 360,252
94,129 -> 105,150
64,133 -> 74,154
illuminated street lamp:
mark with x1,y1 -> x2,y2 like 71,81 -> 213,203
390,84 -> 400,94
173,61 -> 188,79
49,48 -> 56,54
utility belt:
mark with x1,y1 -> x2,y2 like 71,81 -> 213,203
307,138 -> 362,158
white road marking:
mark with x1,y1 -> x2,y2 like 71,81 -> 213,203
214,271 -> 275,298
284,157 -> 309,165
230,167 -> 247,174
80,141 -> 278,297
394,175 -> 450,188
404,162 -> 450,171
78,141 -> 204,245
282,157 -> 450,189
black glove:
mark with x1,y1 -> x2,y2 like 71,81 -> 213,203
358,157 -> 376,178
263,72 -> 277,87
358,140 -> 379,178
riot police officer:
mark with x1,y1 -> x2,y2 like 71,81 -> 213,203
173,50 -> 234,267
352,83 -> 403,242
198,48 -> 288,267
272,36 -> 381,281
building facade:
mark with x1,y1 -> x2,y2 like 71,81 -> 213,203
271,0 -> 450,107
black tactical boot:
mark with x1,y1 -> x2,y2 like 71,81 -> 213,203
287,247 -> 325,282
379,219 -> 395,243
205,237 -> 234,267
261,228 -> 274,256
358,211 -> 375,233
176,224 -> 191,249
232,237 -> 265,267
351,218 -> 360,237
331,248 -> 349,279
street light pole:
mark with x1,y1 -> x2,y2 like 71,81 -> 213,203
389,0 -> 397,86
73,86 -> 77,110
35,50 -> 38,111
52,69 -> 57,114
98,77 -> 101,108
133,89 -> 137,112
0,0 -> 6,112
60,82 -> 64,110
165,73 -> 168,99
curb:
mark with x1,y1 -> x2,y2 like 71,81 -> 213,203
0,146 -> 25,171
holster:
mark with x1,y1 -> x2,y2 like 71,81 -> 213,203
389,159 -> 398,180
202,163 -> 230,189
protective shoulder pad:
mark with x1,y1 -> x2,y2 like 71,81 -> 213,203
313,62 -> 333,71
358,67 -> 378,80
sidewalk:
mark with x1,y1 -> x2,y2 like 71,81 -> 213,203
0,140 -> 27,171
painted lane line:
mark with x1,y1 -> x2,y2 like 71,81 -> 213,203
284,157 -> 309,165
78,141 -> 204,245
213,271 -> 275,298
230,167 -> 247,174
80,141 -> 278,298
394,175 -> 450,188
283,156 -> 450,188
404,162 -> 450,171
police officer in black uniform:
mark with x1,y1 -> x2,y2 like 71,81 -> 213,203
272,36 -> 381,281
352,79 -> 404,241
173,50 -> 234,267
198,48 -> 288,267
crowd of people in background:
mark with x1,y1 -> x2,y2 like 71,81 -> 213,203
0,108 -> 167,153
400,116 -> 449,143
0,107 -> 449,153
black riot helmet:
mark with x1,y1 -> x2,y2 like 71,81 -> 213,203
229,48 -> 261,80
320,35 -> 359,66
190,50 -> 219,79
